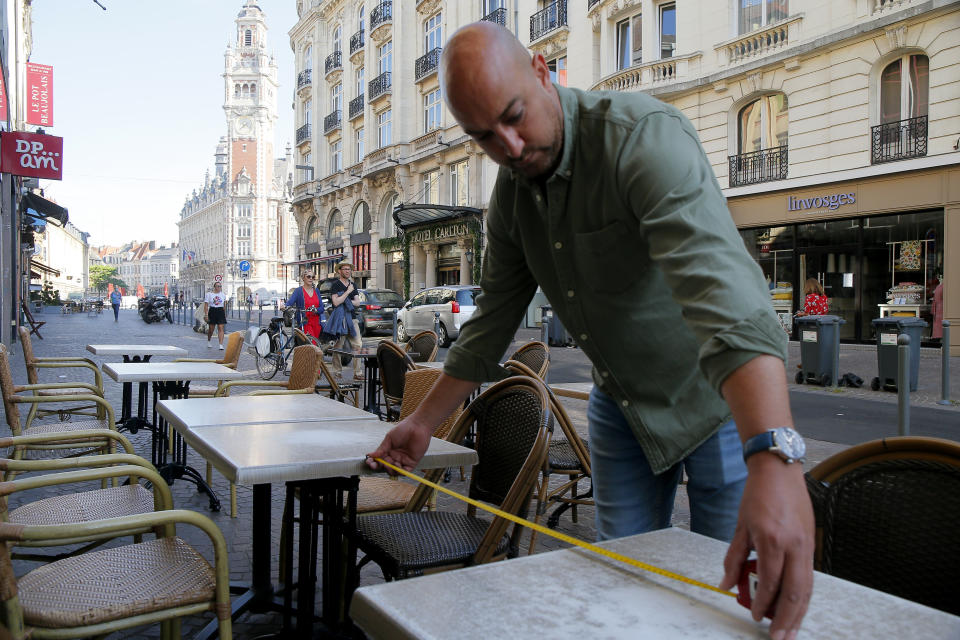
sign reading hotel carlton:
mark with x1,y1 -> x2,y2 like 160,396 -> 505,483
408,222 -> 471,244
0,131 -> 63,180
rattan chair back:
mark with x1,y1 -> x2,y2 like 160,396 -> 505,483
377,341 -> 415,418
312,343 -> 359,405
286,344 -> 322,390
405,331 -> 439,363
508,341 -> 549,379
218,331 -> 244,368
0,345 -> 24,436
16,326 -> 40,385
806,436 -> 960,616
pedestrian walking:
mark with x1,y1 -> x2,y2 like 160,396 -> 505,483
366,23 -> 813,640
109,289 -> 121,322
327,262 -> 363,380
203,282 -> 227,350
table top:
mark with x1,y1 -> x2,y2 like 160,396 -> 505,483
415,361 -> 445,370
86,344 -> 188,357
351,527 -> 960,639
549,381 -> 594,401
157,394 -> 372,429
102,362 -> 245,383
168,416 -> 478,485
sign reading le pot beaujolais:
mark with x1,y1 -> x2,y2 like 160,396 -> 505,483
0,131 -> 63,180
25,63 -> 53,127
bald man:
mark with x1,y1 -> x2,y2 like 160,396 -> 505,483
368,23 -> 812,639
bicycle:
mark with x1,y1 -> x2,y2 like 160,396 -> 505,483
252,306 -> 323,379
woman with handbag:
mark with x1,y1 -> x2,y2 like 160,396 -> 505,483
285,270 -> 323,339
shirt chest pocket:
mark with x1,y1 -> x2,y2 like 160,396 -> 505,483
574,220 -> 649,294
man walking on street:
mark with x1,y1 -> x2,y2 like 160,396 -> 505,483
367,23 -> 813,640
328,262 -> 363,380
109,288 -> 121,322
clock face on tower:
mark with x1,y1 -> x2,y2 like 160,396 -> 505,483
236,117 -> 253,136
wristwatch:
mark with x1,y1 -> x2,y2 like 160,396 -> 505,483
742,427 -> 806,464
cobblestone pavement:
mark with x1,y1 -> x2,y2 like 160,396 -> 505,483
4,308 -> 953,638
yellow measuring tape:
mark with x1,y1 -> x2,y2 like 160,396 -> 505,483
374,457 -> 736,599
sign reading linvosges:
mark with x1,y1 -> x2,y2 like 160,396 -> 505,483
788,191 -> 856,213
0,131 -> 63,180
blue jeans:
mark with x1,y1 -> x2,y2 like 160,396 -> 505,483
588,387 -> 746,542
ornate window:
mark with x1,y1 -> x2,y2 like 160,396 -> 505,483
739,0 -> 788,35
880,54 -> 928,124
739,93 -> 788,153
307,216 -> 323,244
382,192 -> 398,237
659,2 -> 676,59
424,89 -> 441,132
377,109 -> 392,148
616,13 -> 642,70
352,201 -> 371,234
450,160 -> 469,206
327,209 -> 343,238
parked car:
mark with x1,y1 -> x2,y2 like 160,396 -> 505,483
315,279 -> 405,336
396,285 -> 481,347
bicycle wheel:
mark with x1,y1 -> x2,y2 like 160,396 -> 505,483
255,335 -> 283,380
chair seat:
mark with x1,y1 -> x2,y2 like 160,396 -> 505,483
356,477 -> 416,513
356,511 -> 509,574
23,419 -> 110,437
18,536 -> 216,627
9,484 -> 155,526
548,439 -> 587,471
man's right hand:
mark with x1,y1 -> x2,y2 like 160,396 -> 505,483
365,417 -> 434,472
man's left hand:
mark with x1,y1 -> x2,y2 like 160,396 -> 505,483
720,454 -> 814,640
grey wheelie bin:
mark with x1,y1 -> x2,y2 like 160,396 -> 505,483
540,305 -> 571,347
870,316 -> 927,392
795,315 -> 845,387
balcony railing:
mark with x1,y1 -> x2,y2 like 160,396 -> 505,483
324,110 -> 342,134
369,71 -> 392,101
349,94 -> 364,119
871,115 -> 927,164
415,47 -> 442,82
587,0 -> 600,7
297,68 -> 312,89
325,50 -> 342,75
296,124 -> 312,145
350,30 -> 364,55
530,0 -> 567,42
371,1 -> 392,30
728,145 -> 788,187
481,7 -> 507,25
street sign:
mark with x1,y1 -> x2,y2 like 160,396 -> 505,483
238,260 -> 251,273
214,274 -> 222,282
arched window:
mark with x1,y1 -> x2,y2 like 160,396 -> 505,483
738,93 -> 788,153
880,54 -> 928,124
242,84 -> 250,98
359,6 -> 365,32
327,209 -> 343,238
244,29 -> 252,46
381,192 -> 398,237
250,83 -> 257,97
352,201 -> 370,234
307,216 -> 323,244
333,25 -> 342,53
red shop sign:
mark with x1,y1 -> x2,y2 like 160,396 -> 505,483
25,63 -> 53,127
0,131 -> 63,180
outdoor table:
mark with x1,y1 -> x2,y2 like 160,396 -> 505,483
154,397 -> 479,639
351,527 -> 960,639
414,360 -> 445,370
158,393 -> 372,429
549,381 -> 594,401
86,344 -> 187,433
102,361 -> 244,511
327,346 -> 382,415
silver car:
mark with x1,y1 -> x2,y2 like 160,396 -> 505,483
396,285 -> 481,347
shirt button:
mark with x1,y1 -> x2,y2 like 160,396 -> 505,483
554,241 -> 562,250
579,333 -> 588,341
567,290 -> 575,298
621,400 -> 629,408
601,371 -> 609,378
535,194 -> 542,202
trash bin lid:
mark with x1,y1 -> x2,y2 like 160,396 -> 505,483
796,314 -> 845,325
872,316 -> 928,328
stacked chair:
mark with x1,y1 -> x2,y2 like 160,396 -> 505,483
405,330 -> 439,363
507,340 -> 550,379
172,331 -> 245,397
297,330 -> 361,407
805,436 -> 960,616
376,341 -> 415,421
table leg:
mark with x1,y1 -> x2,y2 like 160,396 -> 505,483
365,359 -> 379,416
117,354 -> 153,433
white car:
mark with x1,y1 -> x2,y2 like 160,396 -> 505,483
396,285 -> 481,347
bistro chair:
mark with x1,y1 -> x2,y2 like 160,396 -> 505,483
507,341 -> 550,380
0,345 -> 119,477
17,326 -> 106,426
805,436 -> 960,616
350,375 -> 552,581
306,330 -> 362,407
172,331 -> 244,397
0,509 -> 232,639
376,341 -> 415,421
504,359 -> 592,553
405,330 -> 439,363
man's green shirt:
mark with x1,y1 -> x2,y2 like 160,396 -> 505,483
444,85 -> 787,473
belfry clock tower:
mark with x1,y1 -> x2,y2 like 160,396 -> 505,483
223,0 -> 279,193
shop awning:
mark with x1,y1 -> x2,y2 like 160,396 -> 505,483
393,204 -> 482,230
29,259 -> 60,277
282,252 -> 345,266
20,192 -> 68,226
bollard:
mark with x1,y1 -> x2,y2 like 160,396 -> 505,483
541,315 -> 549,345
434,311 -> 441,338
392,308 -> 399,342
258,303 -> 264,327
939,320 -> 952,406
833,316 -> 842,389
897,333 -> 910,436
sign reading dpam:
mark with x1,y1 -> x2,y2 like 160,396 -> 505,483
788,192 -> 856,213
409,223 -> 471,244
0,131 -> 63,180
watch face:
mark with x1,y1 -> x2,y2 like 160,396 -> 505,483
774,428 -> 806,461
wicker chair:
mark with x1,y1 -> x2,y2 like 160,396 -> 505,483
376,341 -> 415,421
211,344 -> 322,517
805,436 -> 960,616
507,341 -> 550,380
308,330 -> 362,407
17,326 -> 106,426
405,330 -> 439,363
0,345 -> 118,477
350,375 -> 552,581
0,509 -> 231,639
1,452 -> 170,563
504,359 -> 592,553
172,331 -> 244,397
